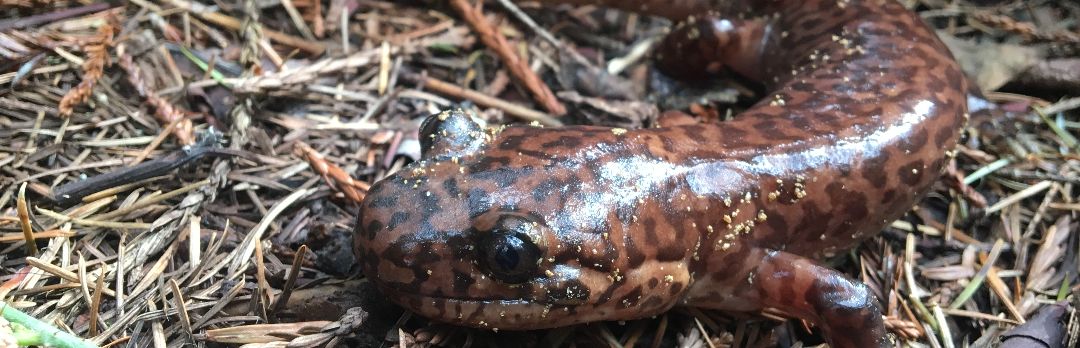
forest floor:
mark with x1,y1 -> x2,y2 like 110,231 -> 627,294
1,0 -> 1079,347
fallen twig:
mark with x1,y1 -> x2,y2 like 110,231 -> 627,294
0,2 -> 115,31
49,133 -> 230,207
407,72 -> 562,126
450,0 -> 566,116
295,142 -> 370,203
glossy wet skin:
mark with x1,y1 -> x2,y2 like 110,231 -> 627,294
356,0 -> 968,347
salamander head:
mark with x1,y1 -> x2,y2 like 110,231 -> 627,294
355,110 -> 691,330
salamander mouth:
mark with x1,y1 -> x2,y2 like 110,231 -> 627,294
375,282 -> 538,304
381,288 -> 593,330
375,283 -> 591,328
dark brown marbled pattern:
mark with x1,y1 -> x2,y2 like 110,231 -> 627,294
355,1 -> 968,347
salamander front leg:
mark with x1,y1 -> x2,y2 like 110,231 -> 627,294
748,249 -> 888,348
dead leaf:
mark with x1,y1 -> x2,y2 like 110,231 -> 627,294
938,33 -> 1043,91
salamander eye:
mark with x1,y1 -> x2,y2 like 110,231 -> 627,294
479,231 -> 541,283
418,113 -> 442,154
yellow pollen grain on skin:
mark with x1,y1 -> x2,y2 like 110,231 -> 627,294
757,210 -> 768,221
723,215 -> 732,224
768,191 -> 779,201
663,275 -> 674,283
707,225 -> 714,233
545,270 -> 555,277
723,197 -> 732,207
612,128 -> 627,135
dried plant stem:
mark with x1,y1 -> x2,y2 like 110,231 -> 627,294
17,183 -> 38,256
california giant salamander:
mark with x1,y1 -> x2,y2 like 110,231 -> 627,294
356,1 -> 968,347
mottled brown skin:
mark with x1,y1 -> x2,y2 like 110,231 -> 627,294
356,1 -> 969,347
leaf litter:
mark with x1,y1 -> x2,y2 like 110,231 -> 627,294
0,0 -> 1079,347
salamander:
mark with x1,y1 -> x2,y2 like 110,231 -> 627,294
355,0 -> 969,347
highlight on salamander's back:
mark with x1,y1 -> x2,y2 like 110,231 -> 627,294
2,1 -> 1077,348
